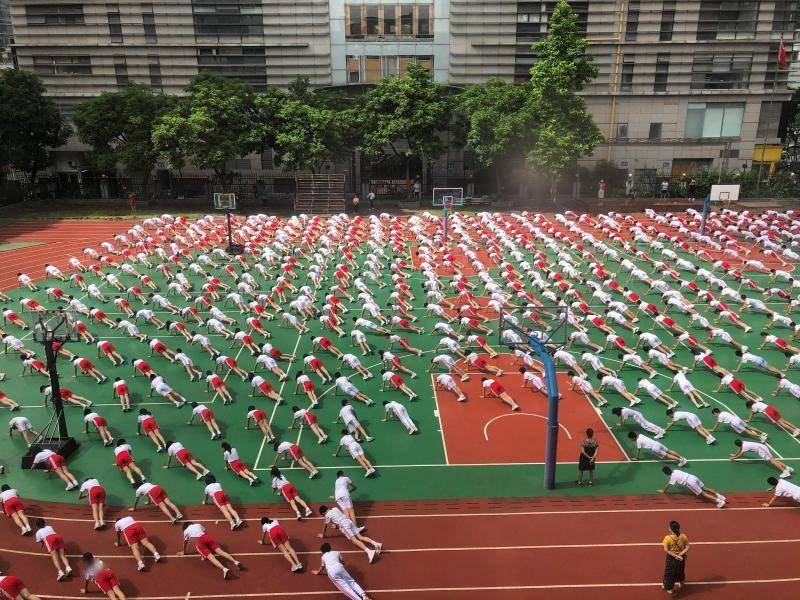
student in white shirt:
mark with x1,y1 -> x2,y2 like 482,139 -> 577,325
730,439 -> 794,478
318,505 -> 382,563
627,432 -> 687,466
659,466 -> 726,508
763,476 -> 800,507
313,543 -> 372,600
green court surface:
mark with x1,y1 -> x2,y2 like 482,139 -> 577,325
0,242 -> 42,252
0,224 -> 798,508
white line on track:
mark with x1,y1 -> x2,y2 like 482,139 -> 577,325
25,503 -> 798,524
32,577 -> 800,599
5,537 -> 798,561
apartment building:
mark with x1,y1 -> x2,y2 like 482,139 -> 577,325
0,0 -> 12,69
7,0 -> 797,175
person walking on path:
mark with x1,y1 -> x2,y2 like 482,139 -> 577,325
576,428 -> 598,486
662,520 -> 689,594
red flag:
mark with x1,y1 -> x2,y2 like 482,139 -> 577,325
779,40 -> 789,69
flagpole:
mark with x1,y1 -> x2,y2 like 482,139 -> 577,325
756,36 -> 784,195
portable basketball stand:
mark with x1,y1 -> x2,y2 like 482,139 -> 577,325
213,192 -> 244,255
21,309 -> 79,468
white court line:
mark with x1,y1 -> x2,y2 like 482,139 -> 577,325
33,578 -> 800,599
253,328 -> 304,472
26,503 -> 799,525
5,537 -> 798,561
251,455 -> 800,471
429,373 -> 450,465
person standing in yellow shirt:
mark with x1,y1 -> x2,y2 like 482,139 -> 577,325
662,520 -> 689,594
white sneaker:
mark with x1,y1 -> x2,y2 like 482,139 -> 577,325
715,498 -> 726,508
654,432 -> 665,439
366,549 -> 376,563
706,436 -> 716,445
678,458 -> 687,467
153,553 -> 162,563
137,562 -> 146,571
760,433 -> 769,443
780,467 -> 793,478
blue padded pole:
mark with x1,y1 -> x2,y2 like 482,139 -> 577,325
526,333 -> 560,490
700,195 -> 711,236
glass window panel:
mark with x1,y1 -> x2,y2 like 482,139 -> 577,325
721,105 -> 744,137
366,5 -> 379,35
400,5 -> 413,35
417,5 -> 431,37
702,106 -> 725,138
365,56 -> 381,83
384,6 -> 396,35
685,104 -> 705,138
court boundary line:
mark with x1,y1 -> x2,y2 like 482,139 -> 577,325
33,577 -> 800,599
25,503 -> 799,525
5,537 -> 798,561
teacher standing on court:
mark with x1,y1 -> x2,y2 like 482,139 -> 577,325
576,428 -> 598,486
662,520 -> 689,594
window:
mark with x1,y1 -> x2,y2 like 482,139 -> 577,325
114,57 -> 128,87
383,6 -> 396,35
654,53 -> 669,92
620,55 -> 634,92
142,4 -> 157,43
774,1 -> 800,32
26,4 -> 84,25
197,46 -> 267,88
347,4 -> 363,37
148,55 -> 162,91
616,123 -> 629,141
33,55 -> 92,75
660,1 -> 675,41
684,103 -> 745,139
107,4 -> 123,43
193,1 -> 263,37
648,123 -> 662,140
417,5 -> 431,38
365,56 -> 381,83
400,5 -> 413,36
691,53 -> 752,90
347,55 -> 360,83
366,5 -> 379,36
346,54 -> 433,83
697,1 -> 757,41
345,4 -> 434,39
625,1 -> 639,42
516,2 -> 588,42
765,43 -> 791,89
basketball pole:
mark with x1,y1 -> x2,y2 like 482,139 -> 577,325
443,203 -> 448,242
44,340 -> 70,440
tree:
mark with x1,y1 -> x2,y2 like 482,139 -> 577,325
526,0 -> 602,198
254,78 -> 357,173
357,63 -> 453,199
0,70 -> 71,200
457,77 -> 534,190
72,83 -> 173,175
151,72 -> 261,178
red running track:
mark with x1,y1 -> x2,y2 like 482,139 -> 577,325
1,495 -> 798,599
0,220 -> 137,290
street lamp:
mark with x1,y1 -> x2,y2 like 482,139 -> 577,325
21,308 -> 79,468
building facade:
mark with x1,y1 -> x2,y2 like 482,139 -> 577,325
7,0 -> 798,175
0,0 -> 13,69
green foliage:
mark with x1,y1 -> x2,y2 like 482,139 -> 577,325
73,83 -> 173,174
457,78 -> 532,167
0,70 -> 71,198
358,63 -> 453,170
254,79 -> 357,173
526,0 -> 602,181
151,72 -> 261,175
